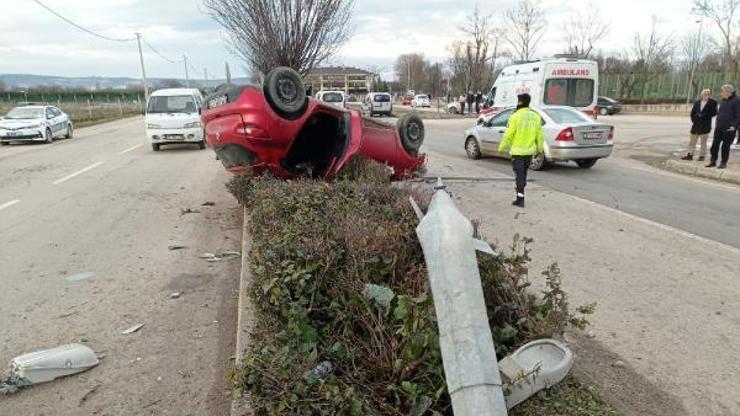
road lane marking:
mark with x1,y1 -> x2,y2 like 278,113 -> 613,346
53,162 -> 104,185
119,144 -> 143,155
0,199 -> 20,211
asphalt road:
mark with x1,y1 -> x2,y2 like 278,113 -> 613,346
0,117 -> 241,415
422,114 -> 740,249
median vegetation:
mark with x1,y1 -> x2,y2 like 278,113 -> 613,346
228,158 -> 615,415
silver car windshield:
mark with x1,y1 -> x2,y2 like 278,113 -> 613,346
147,96 -> 197,114
5,107 -> 44,120
543,108 -> 592,124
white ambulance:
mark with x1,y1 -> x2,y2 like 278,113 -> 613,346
482,58 -> 599,120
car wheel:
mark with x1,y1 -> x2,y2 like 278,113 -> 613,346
529,153 -> 548,171
448,107 -> 458,114
152,143 -> 161,152
599,108 -> 609,116
198,140 -> 206,150
0,141 -> 8,146
576,158 -> 598,169
45,128 -> 53,144
397,113 -> 425,156
263,66 -> 308,120
65,124 -> 73,139
465,137 -> 482,160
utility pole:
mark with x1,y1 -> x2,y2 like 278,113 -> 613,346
204,67 -> 208,83
135,33 -> 149,103
686,19 -> 704,105
183,55 -> 190,88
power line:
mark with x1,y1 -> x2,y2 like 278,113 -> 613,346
142,38 -> 179,64
30,0 -> 136,42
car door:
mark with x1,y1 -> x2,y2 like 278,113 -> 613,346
479,109 -> 514,155
44,107 -> 57,135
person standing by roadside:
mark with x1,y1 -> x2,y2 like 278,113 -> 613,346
466,91 -> 475,115
475,91 -> 483,114
707,84 -> 740,169
682,89 -> 717,161
459,93 -> 466,115
498,93 -> 544,208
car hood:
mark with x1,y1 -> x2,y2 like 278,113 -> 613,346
0,118 -> 44,129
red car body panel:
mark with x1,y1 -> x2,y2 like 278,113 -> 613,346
201,86 -> 425,179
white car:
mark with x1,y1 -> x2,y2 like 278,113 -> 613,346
361,92 -> 393,117
0,105 -> 73,145
411,94 -> 431,108
146,88 -> 205,151
315,90 -> 346,109
464,105 -> 613,170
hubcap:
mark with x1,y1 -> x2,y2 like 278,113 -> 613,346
466,140 -> 478,155
407,123 -> 421,142
276,76 -> 298,104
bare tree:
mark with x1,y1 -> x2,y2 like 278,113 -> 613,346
0,80 -> 7,93
632,17 -> 674,102
693,0 -> 738,70
564,4 -> 611,58
502,0 -> 547,62
460,6 -> 492,92
204,0 -> 355,75
394,53 -> 427,92
682,29 -> 714,102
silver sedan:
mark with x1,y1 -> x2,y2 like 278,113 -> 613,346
464,105 -> 614,170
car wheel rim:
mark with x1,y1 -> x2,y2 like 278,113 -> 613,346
531,154 -> 544,169
466,140 -> 478,156
276,76 -> 298,104
407,123 -> 421,143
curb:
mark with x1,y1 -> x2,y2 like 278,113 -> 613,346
665,159 -> 740,185
231,207 -> 254,416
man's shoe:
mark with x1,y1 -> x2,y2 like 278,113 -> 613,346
705,161 -> 717,168
698,156 -> 706,162
512,195 -> 525,208
681,153 -> 693,161
718,163 -> 727,169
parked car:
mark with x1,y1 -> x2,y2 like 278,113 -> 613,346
315,90 -> 346,109
146,88 -> 205,151
464,105 -> 614,170
411,94 -> 431,108
362,92 -> 393,117
597,96 -> 623,115
201,67 -> 425,180
400,95 -> 413,106
0,105 -> 73,145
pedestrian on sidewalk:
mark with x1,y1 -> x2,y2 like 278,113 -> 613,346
707,84 -> 740,169
682,89 -> 717,161
459,94 -> 466,115
475,91 -> 483,114
498,93 -> 544,208
467,91 -> 475,115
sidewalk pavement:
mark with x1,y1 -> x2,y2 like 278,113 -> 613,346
665,147 -> 740,185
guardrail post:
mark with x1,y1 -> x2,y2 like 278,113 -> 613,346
416,184 -> 508,416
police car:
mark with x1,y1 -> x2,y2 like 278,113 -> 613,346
0,105 -> 73,145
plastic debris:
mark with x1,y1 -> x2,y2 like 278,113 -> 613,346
121,324 -> 145,335
66,272 -> 95,282
199,251 -> 241,262
1,344 -> 99,395
303,361 -> 333,383
364,284 -> 395,312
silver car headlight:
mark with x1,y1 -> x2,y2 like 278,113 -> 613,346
147,124 -> 163,129
184,121 -> 202,129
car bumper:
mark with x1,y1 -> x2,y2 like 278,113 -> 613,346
548,144 -> 613,161
0,129 -> 45,142
148,128 -> 204,143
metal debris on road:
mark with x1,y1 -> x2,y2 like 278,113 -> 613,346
66,272 -> 96,282
121,323 -> 145,335
168,245 -> 187,251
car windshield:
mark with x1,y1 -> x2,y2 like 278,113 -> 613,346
373,95 -> 391,102
543,108 -> 593,124
322,93 -> 344,103
5,107 -> 44,119
147,95 -> 197,114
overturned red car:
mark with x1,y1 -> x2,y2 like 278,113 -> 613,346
201,67 -> 426,180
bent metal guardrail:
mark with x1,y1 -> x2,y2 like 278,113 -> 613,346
412,179 -> 508,416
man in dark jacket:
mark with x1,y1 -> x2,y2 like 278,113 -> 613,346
475,91 -> 483,114
682,89 -> 718,161
466,91 -> 475,115
707,84 -> 740,169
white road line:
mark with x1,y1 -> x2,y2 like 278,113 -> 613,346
53,162 -> 104,185
119,143 -> 143,155
0,199 -> 20,211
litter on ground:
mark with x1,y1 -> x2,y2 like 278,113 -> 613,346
65,272 -> 95,282
121,323 -> 145,335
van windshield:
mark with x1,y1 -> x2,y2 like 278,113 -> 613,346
322,93 -> 344,103
147,95 -> 197,114
373,95 -> 391,102
544,79 -> 594,108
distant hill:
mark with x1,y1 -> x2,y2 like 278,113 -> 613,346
0,74 -> 248,90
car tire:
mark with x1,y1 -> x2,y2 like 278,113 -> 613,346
45,128 -> 53,144
465,137 -> 482,160
152,143 -> 161,152
397,113 -> 425,156
529,153 -> 549,171
448,107 -> 458,114
198,140 -> 206,150
576,158 -> 598,169
0,141 -> 8,146
599,108 -> 609,116
65,124 -> 73,139
263,66 -> 308,120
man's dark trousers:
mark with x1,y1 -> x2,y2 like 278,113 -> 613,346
711,129 -> 735,164
512,156 -> 533,194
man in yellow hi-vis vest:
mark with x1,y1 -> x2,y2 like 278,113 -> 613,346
498,93 -> 544,207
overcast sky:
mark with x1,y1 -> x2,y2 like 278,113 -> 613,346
0,0 -> 702,80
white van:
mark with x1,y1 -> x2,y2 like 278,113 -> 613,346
145,88 -> 205,151
315,90 -> 346,109
483,58 -> 599,119
362,92 -> 393,117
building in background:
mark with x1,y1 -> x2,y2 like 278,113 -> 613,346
305,67 -> 375,97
